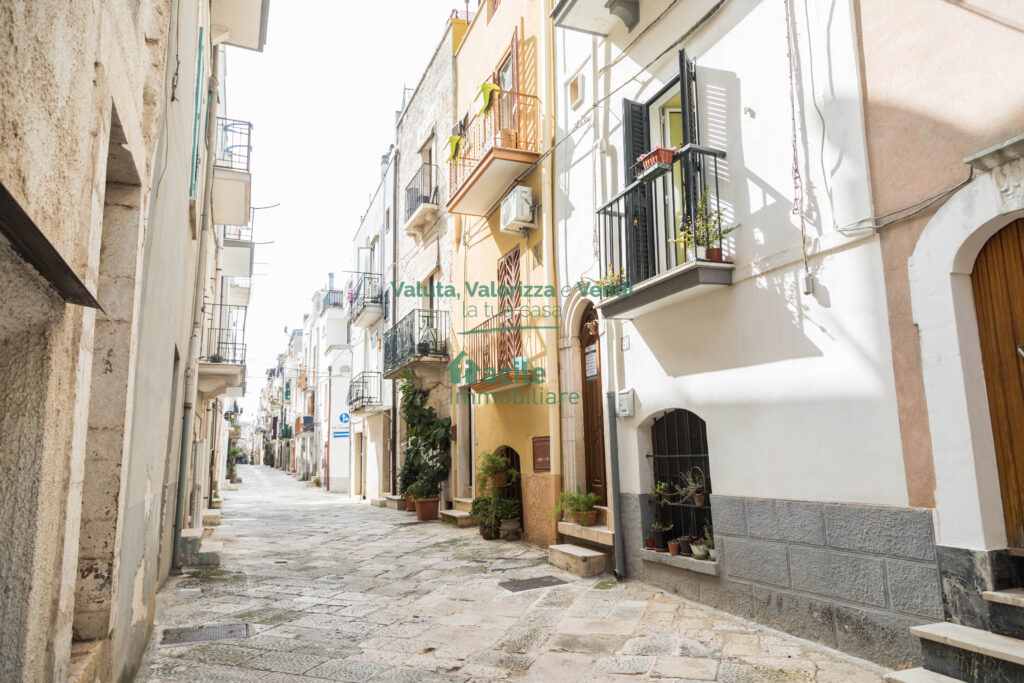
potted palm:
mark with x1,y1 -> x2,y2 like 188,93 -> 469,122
497,498 -> 521,538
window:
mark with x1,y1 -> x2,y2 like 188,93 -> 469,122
647,409 -> 713,545
569,74 -> 584,110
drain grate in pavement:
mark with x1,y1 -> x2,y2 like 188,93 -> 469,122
161,623 -> 251,645
499,575 -> 568,592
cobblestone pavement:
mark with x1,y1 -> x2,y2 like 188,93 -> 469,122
138,466 -> 889,682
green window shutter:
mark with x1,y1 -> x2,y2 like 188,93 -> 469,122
189,26 -> 205,197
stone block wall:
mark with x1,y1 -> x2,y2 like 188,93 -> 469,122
622,492 -> 942,669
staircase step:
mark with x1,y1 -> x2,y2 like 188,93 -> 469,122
211,495 -> 223,510
179,528 -> 203,562
983,588 -> 1024,608
557,521 -> 614,547
384,495 -> 407,511
549,543 -> 607,577
201,509 -> 221,527
195,540 -> 223,567
370,498 -> 386,508
912,622 -> 1024,666
453,497 -> 473,512
884,668 -> 961,682
440,509 -> 476,528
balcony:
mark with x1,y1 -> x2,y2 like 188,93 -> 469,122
448,91 -> 540,216
596,144 -> 733,320
350,273 -> 383,328
403,163 -> 440,236
348,371 -> 382,412
314,289 -> 346,317
301,415 -> 314,433
459,312 -> 536,393
211,0 -> 270,52
212,117 -> 252,227
383,309 -> 449,379
552,0 -> 639,36
225,276 -> 250,307
198,304 -> 247,396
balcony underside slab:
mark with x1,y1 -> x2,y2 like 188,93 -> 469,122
403,203 -> 439,236
596,261 -> 734,320
352,304 -> 382,328
212,167 -> 251,226
198,361 -> 245,396
448,149 -> 539,216
382,355 -> 447,381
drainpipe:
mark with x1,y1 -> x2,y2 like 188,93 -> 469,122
607,391 -> 626,579
172,45 -> 220,573
391,148 -> 399,495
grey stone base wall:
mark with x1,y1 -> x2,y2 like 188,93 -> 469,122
621,493 -> 943,669
936,545 -> 1024,637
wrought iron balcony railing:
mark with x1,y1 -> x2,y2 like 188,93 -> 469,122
598,143 -> 727,287
215,117 -> 253,172
201,304 -> 247,364
351,272 -> 383,314
348,371 -> 382,410
449,90 -> 540,198
405,163 -> 438,222
384,309 -> 449,374
314,289 -> 346,316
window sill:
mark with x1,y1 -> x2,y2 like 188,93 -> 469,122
641,547 -> 719,576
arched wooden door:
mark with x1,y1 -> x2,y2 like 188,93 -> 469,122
972,218 -> 1024,548
580,305 -> 607,505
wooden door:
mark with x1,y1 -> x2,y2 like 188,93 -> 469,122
497,248 -> 522,370
579,306 -> 606,504
972,218 -> 1024,548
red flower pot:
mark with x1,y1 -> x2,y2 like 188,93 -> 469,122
638,147 -> 675,169
406,494 -> 416,512
706,247 -> 723,261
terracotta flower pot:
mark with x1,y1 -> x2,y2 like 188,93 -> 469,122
668,540 -> 681,556
638,147 -> 675,169
692,492 -> 706,507
573,510 -> 598,527
645,537 -> 655,549
491,472 -> 509,488
706,247 -> 723,261
414,497 -> 440,521
406,494 -> 416,512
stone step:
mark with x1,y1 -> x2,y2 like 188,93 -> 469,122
593,504 -> 609,527
556,520 -> 614,547
211,495 -> 223,510
195,540 -> 223,567
983,588 -> 1024,608
68,639 -> 106,683
548,543 -> 607,577
201,509 -> 221,527
453,497 -> 473,513
370,498 -> 386,508
884,668 -> 961,682
912,622 -> 1024,680
440,509 -> 476,528
384,494 -> 407,511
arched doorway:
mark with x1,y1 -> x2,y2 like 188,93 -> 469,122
493,445 -> 523,526
971,218 -> 1024,548
579,304 -> 607,504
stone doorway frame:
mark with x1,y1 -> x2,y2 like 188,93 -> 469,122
909,135 -> 1024,551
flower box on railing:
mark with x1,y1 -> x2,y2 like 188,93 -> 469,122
637,146 -> 675,170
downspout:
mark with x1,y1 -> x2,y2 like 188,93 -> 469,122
606,391 -> 626,579
391,148 -> 399,494
172,45 -> 220,573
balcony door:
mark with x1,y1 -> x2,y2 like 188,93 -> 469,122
494,32 -> 519,147
580,305 -> 606,505
497,247 -> 522,370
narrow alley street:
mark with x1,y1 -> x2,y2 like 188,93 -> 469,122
138,467 -> 887,682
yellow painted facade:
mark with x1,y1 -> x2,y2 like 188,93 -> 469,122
448,0 -> 562,548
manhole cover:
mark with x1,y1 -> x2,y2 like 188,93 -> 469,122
161,623 -> 251,645
499,575 -> 568,593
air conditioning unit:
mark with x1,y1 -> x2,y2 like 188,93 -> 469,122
500,186 -> 535,234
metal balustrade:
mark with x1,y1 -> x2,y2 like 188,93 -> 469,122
405,163 -> 438,222
348,371 -> 382,409
383,309 -> 449,374
215,117 -> 253,172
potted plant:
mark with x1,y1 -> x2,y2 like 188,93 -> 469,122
409,475 -> 442,521
208,353 -> 225,363
648,481 -> 671,505
416,325 -> 438,356
313,477 -> 321,487
673,189 -> 738,261
690,466 -> 706,507
497,498 -> 522,537
703,521 -> 716,560
677,534 -> 696,557
636,146 -> 675,170
690,537 -> 709,560
645,535 -> 655,549
573,488 -> 599,526
650,521 -> 673,551
668,538 -> 681,556
479,450 -> 519,489
471,495 -> 499,540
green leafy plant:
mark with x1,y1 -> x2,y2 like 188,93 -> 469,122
408,476 -> 442,500
478,449 -> 519,487
397,372 -> 451,496
208,353 -> 225,363
313,477 -> 321,487
446,135 -> 464,163
476,81 -> 501,117
471,495 -> 500,538
702,520 -> 715,550
226,459 -> 237,481
671,189 -> 738,250
552,486 -> 598,520
648,481 -> 671,504
650,520 -> 673,532
496,498 -> 521,520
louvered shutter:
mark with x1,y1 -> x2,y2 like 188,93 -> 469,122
678,50 -> 700,240
621,99 -> 654,281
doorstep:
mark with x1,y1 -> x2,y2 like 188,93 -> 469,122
557,521 -> 614,547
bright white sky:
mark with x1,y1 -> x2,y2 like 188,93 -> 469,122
225,0 -> 463,418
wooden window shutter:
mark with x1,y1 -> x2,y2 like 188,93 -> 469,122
678,49 -> 698,147
621,99 -> 650,184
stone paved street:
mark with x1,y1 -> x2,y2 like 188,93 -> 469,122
137,466 -> 890,682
